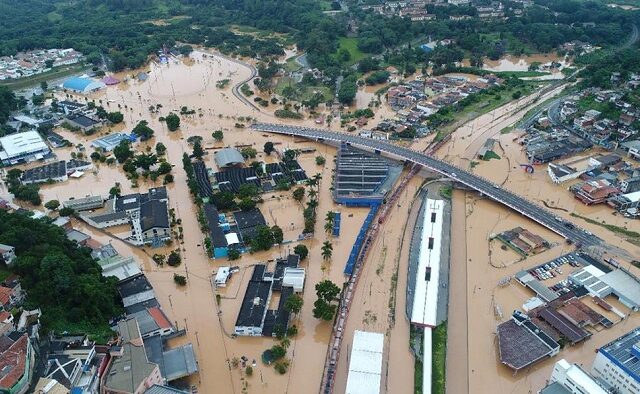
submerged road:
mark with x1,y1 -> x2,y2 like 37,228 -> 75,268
252,122 -> 604,248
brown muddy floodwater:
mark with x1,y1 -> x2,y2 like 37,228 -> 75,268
433,85 -> 640,393
5,48 -> 637,394
0,51 -> 398,393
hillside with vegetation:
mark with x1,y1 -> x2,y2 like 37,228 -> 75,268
0,211 -> 122,340
0,0 -> 637,77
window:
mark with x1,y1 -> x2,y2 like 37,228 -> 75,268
428,237 -> 434,249
431,212 -> 436,223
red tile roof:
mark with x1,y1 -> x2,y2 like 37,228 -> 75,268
148,307 -> 171,330
0,334 -> 28,390
0,287 -> 12,306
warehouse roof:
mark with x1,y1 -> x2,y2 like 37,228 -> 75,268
0,131 -> 48,158
214,148 -> 244,168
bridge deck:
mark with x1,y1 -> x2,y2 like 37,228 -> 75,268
252,123 -> 601,248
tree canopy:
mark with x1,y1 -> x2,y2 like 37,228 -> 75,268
0,211 -> 122,336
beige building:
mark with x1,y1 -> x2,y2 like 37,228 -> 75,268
102,318 -> 163,394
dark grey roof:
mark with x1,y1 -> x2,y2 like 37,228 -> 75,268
116,193 -> 143,211
235,266 -> 271,329
143,335 -> 198,382
203,204 -> 226,248
162,343 -> 198,381
538,308 -> 591,344
68,114 -> 100,128
497,319 -> 557,370
540,382 -> 572,394
140,200 -> 169,232
66,159 -> 91,171
233,209 -> 266,229
116,187 -> 167,212
117,274 -> 153,299
125,298 -> 160,315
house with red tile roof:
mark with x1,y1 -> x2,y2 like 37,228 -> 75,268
0,334 -> 35,394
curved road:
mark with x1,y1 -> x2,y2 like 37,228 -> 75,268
252,122 -> 605,248
210,51 -> 260,111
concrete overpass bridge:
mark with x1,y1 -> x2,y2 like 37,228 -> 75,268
252,123 -> 603,248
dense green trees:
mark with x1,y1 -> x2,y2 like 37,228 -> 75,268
0,211 -> 122,335
6,169 -> 41,206
338,75 -> 358,105
212,129 -> 224,142
132,120 -> 154,140
312,279 -> 340,321
0,87 -> 20,124
113,140 -> 133,163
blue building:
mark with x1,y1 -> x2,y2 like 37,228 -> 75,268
62,77 -> 106,93
592,327 -> 640,394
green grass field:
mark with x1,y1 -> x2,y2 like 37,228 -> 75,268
434,81 -> 542,140
432,323 -> 447,394
336,37 -> 366,64
284,56 -> 302,72
275,76 -> 333,101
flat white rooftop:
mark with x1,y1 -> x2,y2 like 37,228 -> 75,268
345,330 -> 384,394
0,130 -> 49,159
410,199 -> 444,327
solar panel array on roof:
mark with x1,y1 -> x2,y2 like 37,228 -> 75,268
214,167 -> 260,193
598,328 -> 640,383
193,161 -> 213,198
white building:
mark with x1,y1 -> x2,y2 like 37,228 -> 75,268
0,243 -> 16,266
282,267 -> 305,292
0,131 -> 50,165
540,359 -> 608,394
591,328 -> 640,394
410,199 -> 444,328
345,330 -> 384,394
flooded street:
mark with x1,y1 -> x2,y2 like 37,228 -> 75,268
0,51 -> 384,393
3,46 -> 638,394
431,77 -> 640,393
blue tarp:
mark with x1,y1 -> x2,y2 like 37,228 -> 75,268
332,212 -> 341,237
344,205 -> 379,275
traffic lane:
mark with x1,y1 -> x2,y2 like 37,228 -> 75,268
253,123 -> 600,245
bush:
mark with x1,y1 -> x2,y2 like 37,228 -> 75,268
274,109 -> 303,119
167,251 -> 181,266
165,113 -> 180,131
245,365 -> 253,376
44,200 -> 60,211
274,359 -> 289,374
315,156 -> 326,166
293,244 -> 308,260
228,249 -> 241,260
173,274 -> 187,286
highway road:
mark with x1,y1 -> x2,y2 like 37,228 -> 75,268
252,122 -> 604,248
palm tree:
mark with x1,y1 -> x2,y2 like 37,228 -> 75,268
324,221 -> 333,234
305,178 -> 318,189
307,199 -> 319,211
307,188 -> 318,201
321,241 -> 333,261
280,338 -> 291,350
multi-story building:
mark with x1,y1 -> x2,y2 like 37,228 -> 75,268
540,358 -> 609,394
591,328 -> 640,394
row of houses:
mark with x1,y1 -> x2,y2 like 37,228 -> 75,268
381,74 -> 502,137
0,48 -> 83,80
